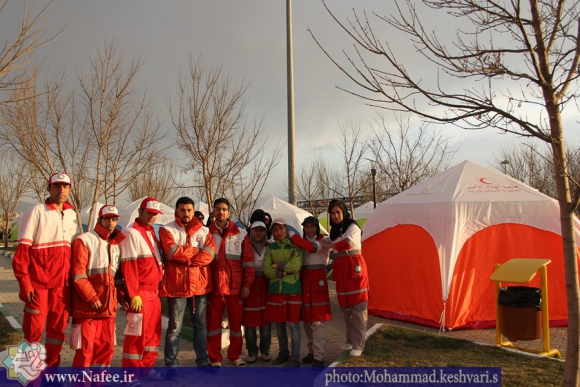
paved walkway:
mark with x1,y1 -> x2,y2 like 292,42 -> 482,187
0,250 -> 568,369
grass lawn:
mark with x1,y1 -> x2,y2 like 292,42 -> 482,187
0,315 -> 22,351
342,325 -> 564,387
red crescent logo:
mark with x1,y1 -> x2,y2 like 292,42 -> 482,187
479,178 -> 492,184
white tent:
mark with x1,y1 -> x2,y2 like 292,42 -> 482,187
362,160 -> 580,329
117,197 -> 175,230
79,202 -> 105,232
195,201 -> 210,221
246,196 -> 327,234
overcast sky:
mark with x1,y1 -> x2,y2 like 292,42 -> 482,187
4,1 -> 578,206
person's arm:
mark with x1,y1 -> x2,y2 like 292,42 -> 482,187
71,238 -> 100,307
12,207 -> 39,303
159,227 -> 196,263
333,224 -> 361,252
119,231 -> 140,299
263,247 -> 276,279
189,231 -> 215,267
241,235 -> 255,292
283,245 -> 303,274
290,234 -> 318,253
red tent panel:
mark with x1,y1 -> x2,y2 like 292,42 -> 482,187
364,225 -> 443,328
446,223 -> 568,329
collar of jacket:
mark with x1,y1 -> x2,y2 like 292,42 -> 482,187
175,216 -> 203,237
209,219 -> 240,236
93,222 -> 126,245
275,237 -> 293,247
44,198 -> 74,211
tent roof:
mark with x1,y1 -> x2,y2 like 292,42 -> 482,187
117,197 -> 175,230
361,160 -> 580,300
249,196 -> 327,234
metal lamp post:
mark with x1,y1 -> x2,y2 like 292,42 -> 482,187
371,167 -> 377,209
287,0 -> 296,205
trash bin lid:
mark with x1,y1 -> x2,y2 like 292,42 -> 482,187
490,258 -> 551,283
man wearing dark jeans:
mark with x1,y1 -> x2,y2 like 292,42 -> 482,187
159,197 -> 215,379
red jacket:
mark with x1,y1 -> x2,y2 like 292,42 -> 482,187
119,219 -> 163,298
159,217 -> 215,297
209,220 -> 255,296
71,223 -> 126,318
331,223 -> 370,307
13,199 -> 78,290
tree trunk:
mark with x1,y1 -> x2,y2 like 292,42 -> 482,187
550,123 -> 580,387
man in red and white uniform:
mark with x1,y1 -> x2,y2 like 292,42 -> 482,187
159,196 -> 215,377
13,172 -> 78,368
71,204 -> 126,367
119,197 -> 164,379
290,216 -> 332,367
207,198 -> 255,367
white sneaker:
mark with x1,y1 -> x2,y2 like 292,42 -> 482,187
233,358 -> 246,367
350,349 -> 362,357
340,343 -> 353,350
210,362 -> 222,367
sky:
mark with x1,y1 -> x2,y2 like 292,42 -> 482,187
4,0 -> 579,206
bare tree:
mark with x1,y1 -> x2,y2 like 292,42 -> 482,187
1,41 -> 167,231
369,114 -> 456,193
128,158 -> 185,204
169,55 -> 282,218
0,0 -> 63,105
330,121 -> 369,213
493,142 -> 557,198
0,151 -> 30,247
314,1 -> 580,383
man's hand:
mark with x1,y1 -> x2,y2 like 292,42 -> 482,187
130,296 -> 143,312
241,287 -> 250,299
19,285 -> 34,303
92,300 -> 103,309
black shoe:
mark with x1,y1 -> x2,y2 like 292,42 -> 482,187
272,353 -> 289,365
302,353 -> 314,364
312,359 -> 325,367
165,368 -> 178,381
285,357 -> 300,367
201,363 -> 213,367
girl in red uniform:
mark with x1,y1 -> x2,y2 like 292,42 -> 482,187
242,221 -> 272,363
320,200 -> 369,357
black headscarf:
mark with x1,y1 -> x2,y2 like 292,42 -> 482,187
301,216 -> 321,238
328,200 -> 360,241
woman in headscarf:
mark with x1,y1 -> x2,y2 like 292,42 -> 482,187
242,221 -> 272,363
319,200 -> 369,357
263,218 -> 303,367
289,216 -> 332,367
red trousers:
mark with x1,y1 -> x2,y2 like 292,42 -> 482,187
207,293 -> 243,363
72,317 -> 115,367
22,286 -> 70,367
122,290 -> 161,370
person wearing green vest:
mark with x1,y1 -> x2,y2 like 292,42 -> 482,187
263,218 -> 303,367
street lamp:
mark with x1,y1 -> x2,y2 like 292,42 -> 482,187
365,158 -> 378,208
501,159 -> 509,174
371,167 -> 377,209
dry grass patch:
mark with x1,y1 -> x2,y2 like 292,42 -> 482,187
0,315 -> 22,351
341,325 -> 563,387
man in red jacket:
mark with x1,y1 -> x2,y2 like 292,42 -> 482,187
12,172 -> 78,369
119,197 -> 164,380
207,198 -> 255,367
71,204 -> 126,367
159,197 -> 215,378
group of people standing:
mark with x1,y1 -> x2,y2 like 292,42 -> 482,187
11,172 -> 369,387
